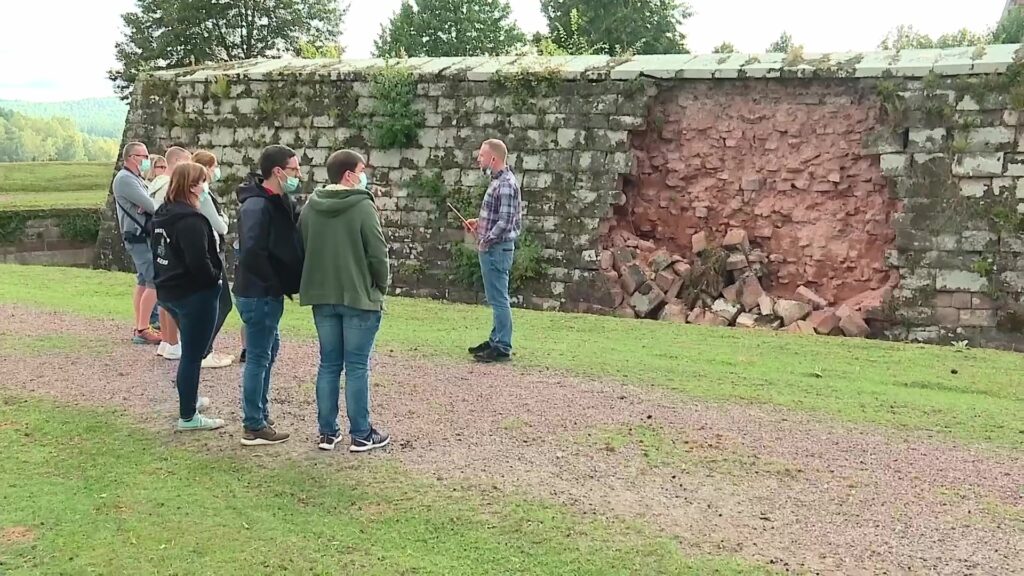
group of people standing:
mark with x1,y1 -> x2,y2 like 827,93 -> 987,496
111,137 -> 522,453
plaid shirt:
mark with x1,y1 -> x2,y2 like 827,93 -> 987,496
477,167 -> 522,250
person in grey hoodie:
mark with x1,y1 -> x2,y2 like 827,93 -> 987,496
113,141 -> 161,345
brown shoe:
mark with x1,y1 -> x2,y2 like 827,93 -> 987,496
240,425 -> 289,446
132,328 -> 162,345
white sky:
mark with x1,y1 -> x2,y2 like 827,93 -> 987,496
0,0 -> 1010,102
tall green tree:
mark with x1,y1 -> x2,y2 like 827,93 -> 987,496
540,0 -> 691,56
533,7 -> 606,56
992,7 -> 1024,43
766,31 -> 797,53
373,0 -> 526,58
108,0 -> 346,100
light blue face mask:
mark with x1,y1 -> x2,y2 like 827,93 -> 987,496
284,176 -> 300,194
358,172 -> 368,189
200,183 -> 211,203
212,167 -> 222,182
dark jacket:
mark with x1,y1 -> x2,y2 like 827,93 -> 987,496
151,200 -> 223,303
299,185 -> 390,311
232,173 -> 304,299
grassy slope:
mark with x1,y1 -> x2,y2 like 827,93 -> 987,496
0,162 -> 111,211
1,264 -> 1022,449
0,396 -> 762,575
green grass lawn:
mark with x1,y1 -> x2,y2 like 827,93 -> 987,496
0,395 -> 763,575
0,162 -> 110,210
2,264 -> 1023,449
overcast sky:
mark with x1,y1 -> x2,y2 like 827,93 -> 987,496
0,0 -> 1010,102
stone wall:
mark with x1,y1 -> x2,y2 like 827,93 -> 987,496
2,209 -> 100,267
96,46 -> 1024,349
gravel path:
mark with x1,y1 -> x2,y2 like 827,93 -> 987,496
1,304 -> 1022,575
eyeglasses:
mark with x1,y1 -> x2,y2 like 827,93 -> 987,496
130,153 -> 150,160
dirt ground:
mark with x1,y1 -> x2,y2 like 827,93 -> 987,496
1,304 -> 1022,575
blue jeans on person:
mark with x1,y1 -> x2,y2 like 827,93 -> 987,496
149,304 -> 160,328
160,285 -> 220,421
235,296 -> 283,431
312,304 -> 382,439
479,240 -> 515,354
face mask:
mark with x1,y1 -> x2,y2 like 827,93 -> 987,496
284,175 -> 300,194
358,172 -> 368,189
201,183 -> 211,202
140,158 -> 152,173
212,167 -> 221,182
480,158 -> 493,177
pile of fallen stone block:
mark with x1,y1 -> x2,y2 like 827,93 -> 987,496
600,229 -> 888,338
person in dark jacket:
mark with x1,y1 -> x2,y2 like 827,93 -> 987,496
151,162 -> 226,431
299,149 -> 391,453
233,145 -> 305,446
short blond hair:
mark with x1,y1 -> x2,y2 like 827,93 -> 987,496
482,139 -> 508,161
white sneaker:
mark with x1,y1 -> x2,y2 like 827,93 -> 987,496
161,343 -> 182,360
156,341 -> 168,356
201,351 -> 234,369
196,397 -> 210,412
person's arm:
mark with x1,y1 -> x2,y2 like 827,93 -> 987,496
177,217 -> 220,286
360,203 -> 390,293
199,194 -> 229,236
237,198 -> 277,284
125,176 -> 157,214
480,183 -> 515,249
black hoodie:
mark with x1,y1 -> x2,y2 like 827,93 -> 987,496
232,173 -> 304,299
151,200 -> 223,303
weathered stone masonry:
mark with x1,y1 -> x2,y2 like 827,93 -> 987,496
95,46 -> 1024,349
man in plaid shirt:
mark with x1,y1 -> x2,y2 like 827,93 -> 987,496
464,139 -> 522,363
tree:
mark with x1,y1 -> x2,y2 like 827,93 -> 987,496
766,31 -> 798,53
712,42 -> 736,54
878,25 -> 935,50
108,0 -> 346,99
533,7 -> 606,56
992,7 -> 1024,43
373,0 -> 526,58
540,0 -> 691,56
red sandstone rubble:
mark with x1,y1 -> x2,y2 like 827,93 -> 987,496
598,228 -> 888,340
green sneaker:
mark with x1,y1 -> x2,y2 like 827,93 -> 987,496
177,414 -> 225,431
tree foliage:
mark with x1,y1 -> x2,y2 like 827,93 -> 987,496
0,108 -> 119,163
109,0 -> 346,99
712,42 -> 737,54
534,7 -> 606,56
879,8 -> 1024,51
373,0 -> 526,58
0,98 -> 127,140
766,31 -> 798,53
539,0 -> 691,56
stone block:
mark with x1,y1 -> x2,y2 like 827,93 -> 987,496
1005,154 -> 1024,176
958,179 -> 989,198
961,230 -> 997,251
587,129 -> 629,151
972,293 -> 997,309
862,129 -> 905,154
687,307 -> 705,324
959,126 -> 1015,152
880,154 -> 910,177
612,246 -> 636,269
609,116 -> 646,130
735,313 -> 758,328
951,292 -> 972,309
934,307 -> 960,326
783,320 -> 817,335
757,294 -> 775,317
722,282 -> 740,303
839,312 -> 871,337
774,299 -> 812,326
740,275 -> 765,311
960,309 -> 997,327
619,263 -> 647,294
672,261 -> 692,280
655,269 -> 677,293
599,250 -> 614,270
712,298 -> 742,324
726,253 -> 749,271
557,128 -> 586,149
809,309 -> 840,335
660,301 -> 689,323
630,283 -> 666,318
648,249 -> 674,272
952,153 -> 1003,177
723,228 -> 750,252
907,128 -> 946,152
795,285 -> 829,310
936,269 -> 989,292
370,149 -> 402,168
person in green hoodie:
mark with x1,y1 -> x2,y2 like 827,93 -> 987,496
299,149 -> 391,453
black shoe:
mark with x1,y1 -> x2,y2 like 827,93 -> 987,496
468,341 -> 492,355
350,428 -> 391,453
318,433 -> 343,451
239,348 -> 246,363
474,347 -> 511,363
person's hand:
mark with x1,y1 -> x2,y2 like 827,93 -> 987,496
463,218 -> 477,234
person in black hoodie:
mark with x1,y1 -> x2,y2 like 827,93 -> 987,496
151,162 -> 226,431
233,145 -> 305,446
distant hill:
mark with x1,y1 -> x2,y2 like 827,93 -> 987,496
0,97 -> 127,139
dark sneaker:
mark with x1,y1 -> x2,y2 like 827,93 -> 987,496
468,341 -> 491,355
239,348 -> 246,363
240,425 -> 289,446
318,433 -> 343,451
350,428 -> 390,453
474,347 -> 511,363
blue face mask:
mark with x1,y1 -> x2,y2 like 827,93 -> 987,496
200,183 -> 211,203
284,176 -> 300,194
140,158 -> 152,174
358,172 -> 368,189
212,167 -> 222,182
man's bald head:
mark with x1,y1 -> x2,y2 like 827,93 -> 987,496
477,139 -> 509,173
164,146 -> 192,170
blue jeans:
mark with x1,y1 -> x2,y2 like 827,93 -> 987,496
235,296 -> 283,431
312,304 -> 382,439
160,285 -> 220,420
479,241 -> 515,354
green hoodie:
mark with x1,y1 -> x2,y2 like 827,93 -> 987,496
298,185 -> 390,310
